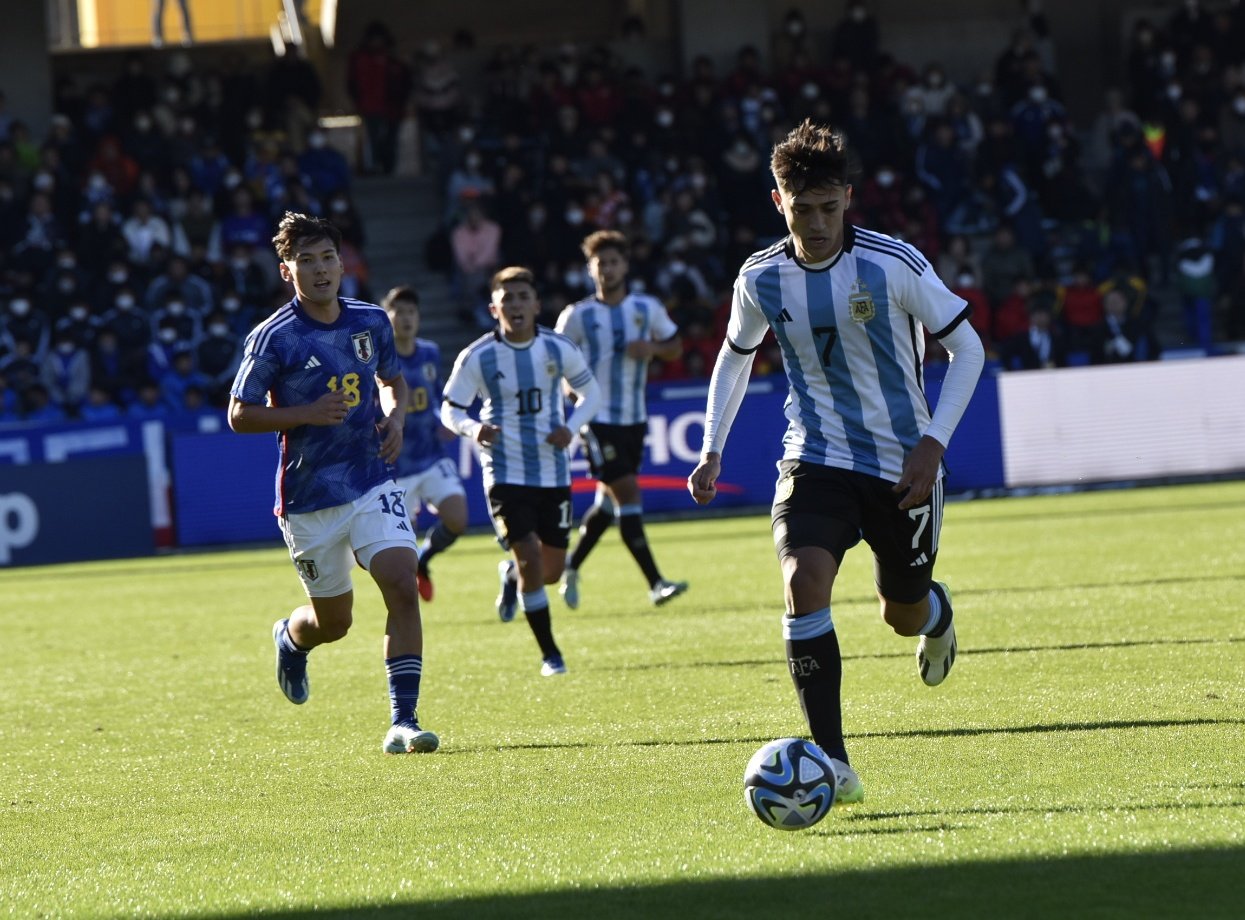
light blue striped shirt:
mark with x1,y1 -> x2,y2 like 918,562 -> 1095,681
728,227 -> 969,483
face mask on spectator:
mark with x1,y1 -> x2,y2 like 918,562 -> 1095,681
563,268 -> 586,290
308,131 -> 327,148
57,340 -> 76,355
166,301 -> 186,316
565,207 -> 585,225
1166,83 -> 1183,101
58,278 -> 75,294
109,268 -> 128,284
159,328 -> 178,344
690,173 -> 707,191
11,299 -> 31,316
851,5 -> 866,22
58,255 -> 76,270
1233,97 -> 1245,116
224,171 -> 242,189
877,170 -> 895,188
34,172 -> 55,192
69,305 -> 89,321
222,296 -> 241,312
88,173 -> 110,193
957,273 -> 975,288
332,199 -> 350,214
656,109 -> 674,128
209,322 -> 229,337
465,154 -> 482,170
115,294 -> 135,310
786,17 -> 804,37
135,115 -> 153,132
1028,85 -> 1047,104
528,206 -> 546,228
801,81 -> 820,100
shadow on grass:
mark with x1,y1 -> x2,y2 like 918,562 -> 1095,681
447,716 -> 1245,754
202,846 -> 1243,920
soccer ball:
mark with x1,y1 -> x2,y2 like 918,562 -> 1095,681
743,737 -> 837,830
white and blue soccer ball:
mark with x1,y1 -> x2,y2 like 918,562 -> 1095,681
743,737 -> 837,830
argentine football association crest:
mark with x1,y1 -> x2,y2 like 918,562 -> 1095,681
545,360 -> 558,378
351,331 -> 375,363
848,279 -> 876,323
775,475 -> 795,503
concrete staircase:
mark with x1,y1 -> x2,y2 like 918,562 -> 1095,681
351,174 -> 475,370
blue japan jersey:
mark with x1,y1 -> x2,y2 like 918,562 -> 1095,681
231,296 -> 400,515
394,339 -> 447,476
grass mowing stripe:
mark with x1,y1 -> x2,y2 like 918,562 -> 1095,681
2,480 -> 1243,919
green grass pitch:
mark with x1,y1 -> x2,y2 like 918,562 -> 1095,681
2,481 -> 1243,919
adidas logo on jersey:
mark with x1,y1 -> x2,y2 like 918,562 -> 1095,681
492,370 -> 506,380
910,552 -> 929,567
303,355 -> 322,370
775,308 -> 793,323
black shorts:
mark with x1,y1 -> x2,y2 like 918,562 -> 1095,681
487,484 -> 574,550
581,422 -> 647,483
770,460 -> 944,603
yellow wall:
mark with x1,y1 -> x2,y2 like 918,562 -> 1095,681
77,0 -> 323,48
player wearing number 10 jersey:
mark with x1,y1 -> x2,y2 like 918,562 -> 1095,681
442,266 -> 600,676
229,211 -> 437,756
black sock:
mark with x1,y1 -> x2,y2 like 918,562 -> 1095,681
419,521 -> 458,568
618,509 -> 662,586
786,622 -> 846,762
523,604 -> 560,660
568,503 -> 614,571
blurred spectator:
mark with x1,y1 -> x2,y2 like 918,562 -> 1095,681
1174,236 -> 1216,351
450,199 -> 501,325
347,21 -> 411,176
298,129 -> 350,200
79,384 -> 123,421
20,382 -> 65,422
981,224 -> 1035,309
40,329 -> 91,415
1058,263 -> 1105,354
121,197 -> 171,267
414,40 -> 462,165
1091,289 -> 1145,364
999,300 -> 1066,370
832,1 -> 881,73
196,311 -> 240,404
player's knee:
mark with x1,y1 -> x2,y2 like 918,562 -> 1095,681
783,562 -> 830,608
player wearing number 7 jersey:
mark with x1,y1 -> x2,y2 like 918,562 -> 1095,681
229,211 -> 438,756
441,266 -> 601,676
687,122 -> 985,803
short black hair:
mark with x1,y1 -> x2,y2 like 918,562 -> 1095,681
382,285 -> 420,310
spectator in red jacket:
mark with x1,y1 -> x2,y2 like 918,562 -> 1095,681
347,21 -> 412,175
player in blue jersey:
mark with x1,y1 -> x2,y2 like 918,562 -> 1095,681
554,230 -> 688,609
441,266 -> 601,676
382,285 -> 468,603
688,121 -> 985,803
229,212 -> 438,755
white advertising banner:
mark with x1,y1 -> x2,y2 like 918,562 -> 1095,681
998,356 -> 1245,487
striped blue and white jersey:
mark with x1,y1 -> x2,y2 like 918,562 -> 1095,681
442,327 -> 595,489
554,292 -> 678,425
231,296 -> 399,515
729,227 -> 969,483
393,338 -> 448,476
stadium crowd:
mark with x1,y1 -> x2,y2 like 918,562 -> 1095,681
4,0 -> 1245,424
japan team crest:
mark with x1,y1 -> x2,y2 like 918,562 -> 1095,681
351,331 -> 375,362
848,279 -> 876,323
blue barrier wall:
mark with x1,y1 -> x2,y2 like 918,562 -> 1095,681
0,454 -> 153,566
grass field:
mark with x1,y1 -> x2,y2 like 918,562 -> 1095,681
2,480 -> 1244,919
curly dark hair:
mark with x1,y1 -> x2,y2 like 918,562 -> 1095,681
271,211 -> 343,261
770,119 -> 849,194
580,229 -> 629,261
